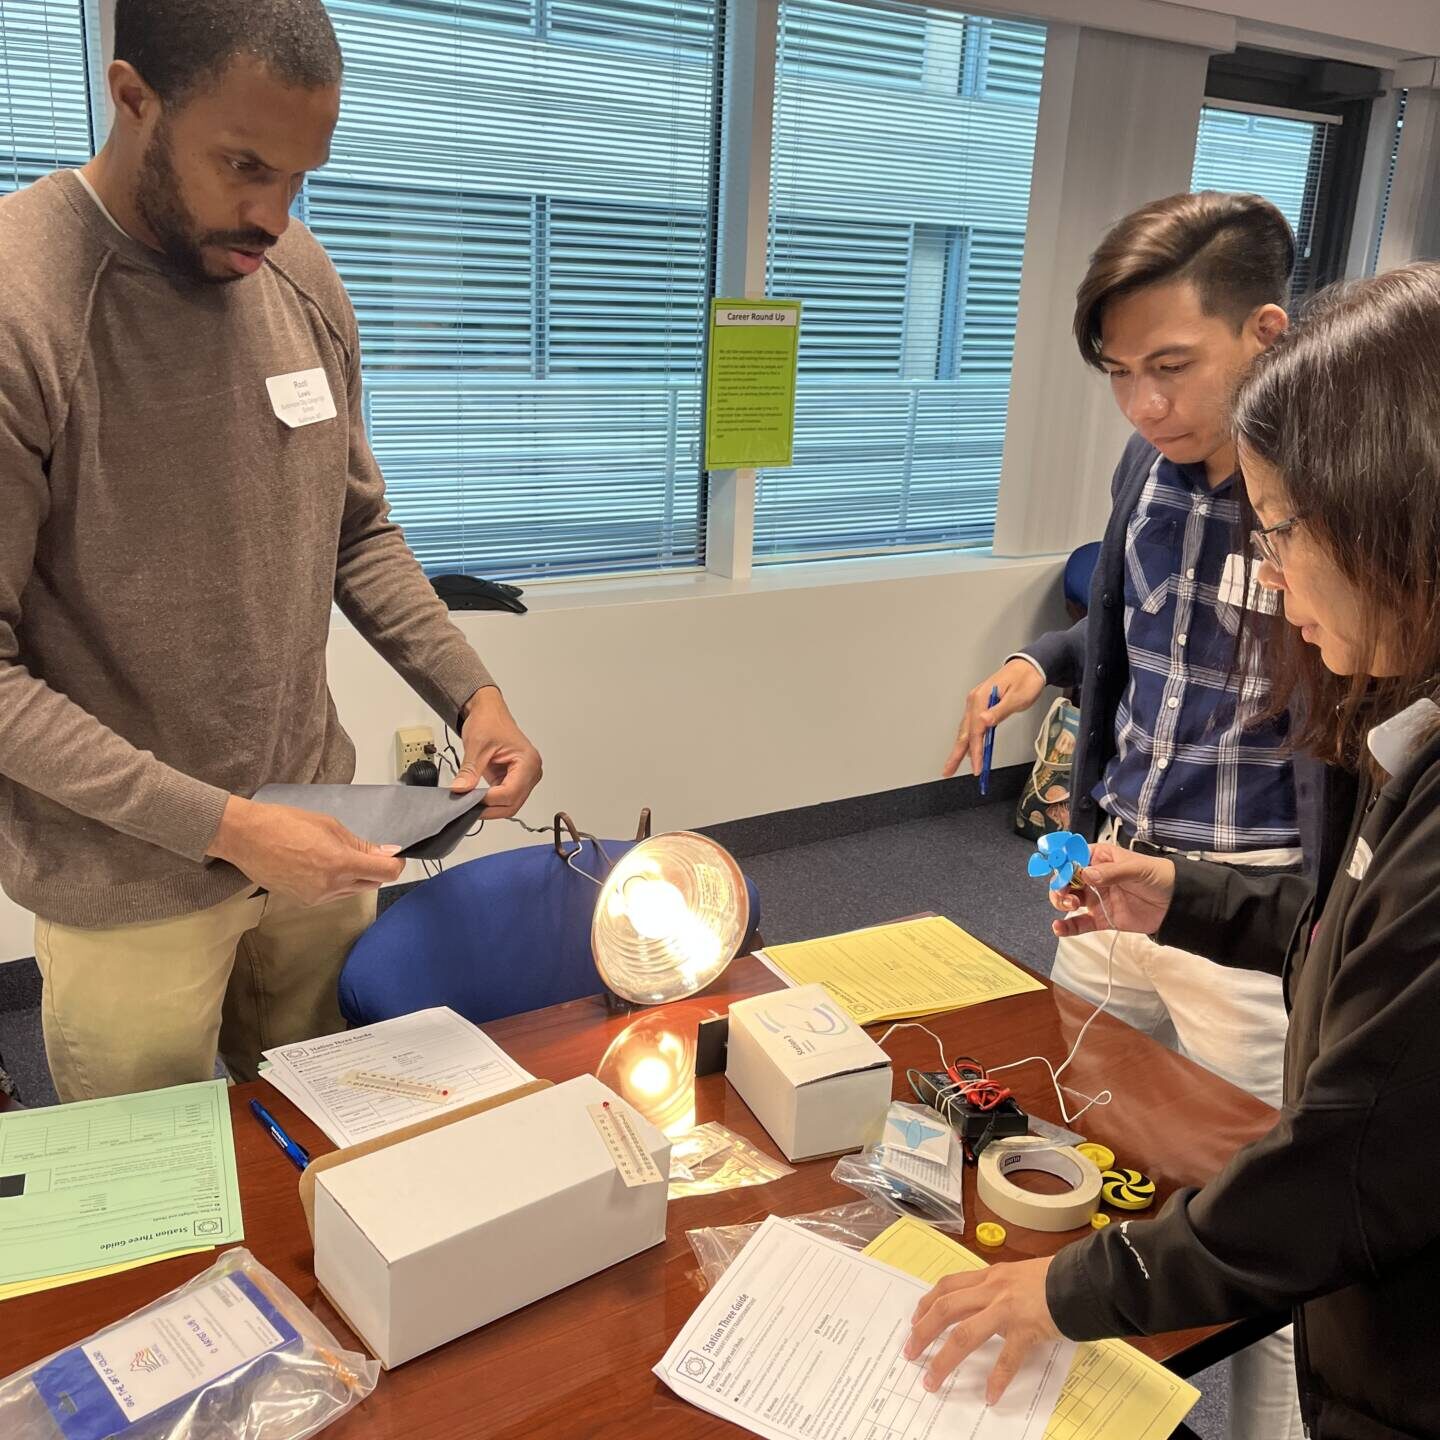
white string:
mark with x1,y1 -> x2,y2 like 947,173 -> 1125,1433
876,1021 -> 950,1072
984,885 -> 1120,1127
875,1024 -> 1012,1128
873,883 -> 1122,1131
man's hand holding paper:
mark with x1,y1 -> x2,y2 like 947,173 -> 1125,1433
208,798 -> 404,906
453,685 -> 542,817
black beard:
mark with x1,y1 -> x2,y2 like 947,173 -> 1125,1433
134,123 -> 274,285
135,122 -> 228,284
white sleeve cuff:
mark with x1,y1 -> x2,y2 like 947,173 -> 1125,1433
1006,652 -> 1048,684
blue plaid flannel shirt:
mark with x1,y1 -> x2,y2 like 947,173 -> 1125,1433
1097,453 -> 1299,852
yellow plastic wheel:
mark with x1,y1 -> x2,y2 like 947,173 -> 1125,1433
1101,1168 -> 1156,1211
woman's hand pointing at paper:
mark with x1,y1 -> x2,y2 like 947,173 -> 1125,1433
904,1257 -> 1060,1400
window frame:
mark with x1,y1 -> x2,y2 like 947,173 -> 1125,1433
306,0 -> 729,583
1191,97 -> 1345,303
0,0 -> 95,192
1196,43 -> 1382,303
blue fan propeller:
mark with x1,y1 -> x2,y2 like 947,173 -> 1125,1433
1027,830 -> 1091,892
888,1115 -> 946,1150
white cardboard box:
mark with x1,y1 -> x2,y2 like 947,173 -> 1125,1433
725,983 -> 892,1161
313,1073 -> 670,1367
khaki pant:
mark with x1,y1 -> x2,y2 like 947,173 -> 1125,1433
36,887 -> 377,1102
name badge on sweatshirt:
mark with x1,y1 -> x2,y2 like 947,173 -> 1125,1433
265,367 -> 337,429
1218,552 -> 1278,614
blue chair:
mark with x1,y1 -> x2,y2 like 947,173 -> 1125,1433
1063,541 -> 1102,621
339,817 -> 762,1027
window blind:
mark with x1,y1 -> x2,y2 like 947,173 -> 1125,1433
972,13 -> 1046,101
0,0 -> 92,196
302,0 -> 720,579
757,1 -> 1045,564
1191,103 -> 1337,299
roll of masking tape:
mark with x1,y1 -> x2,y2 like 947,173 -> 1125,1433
976,1137 -> 1103,1233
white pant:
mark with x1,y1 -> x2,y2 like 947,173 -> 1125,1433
1053,927 -> 1289,1109
1053,843 -> 1304,1440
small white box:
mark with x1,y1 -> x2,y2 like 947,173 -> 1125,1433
726,983 -> 892,1161
313,1074 -> 670,1367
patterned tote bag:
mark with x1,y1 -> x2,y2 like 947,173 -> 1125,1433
1014,696 -> 1081,841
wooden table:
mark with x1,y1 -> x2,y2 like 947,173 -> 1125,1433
6,952 -> 1280,1438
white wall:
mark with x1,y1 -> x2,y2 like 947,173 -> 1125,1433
0,554 -> 1068,962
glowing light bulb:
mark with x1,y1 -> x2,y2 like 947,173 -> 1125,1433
628,1056 -> 674,1097
591,832 -> 749,1006
622,875 -> 690,939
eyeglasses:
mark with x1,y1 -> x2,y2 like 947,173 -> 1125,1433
1251,515 -> 1299,568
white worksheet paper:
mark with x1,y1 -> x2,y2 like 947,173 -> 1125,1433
260,1007 -> 533,1148
656,1216 -> 1073,1440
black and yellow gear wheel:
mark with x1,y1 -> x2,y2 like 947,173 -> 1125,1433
1101,1168 -> 1156,1211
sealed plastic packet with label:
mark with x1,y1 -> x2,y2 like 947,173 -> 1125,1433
0,1248 -> 378,1440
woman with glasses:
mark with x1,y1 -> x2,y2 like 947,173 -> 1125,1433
904,262 -> 1440,1440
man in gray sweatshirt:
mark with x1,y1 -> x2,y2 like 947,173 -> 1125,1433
0,0 -> 542,1101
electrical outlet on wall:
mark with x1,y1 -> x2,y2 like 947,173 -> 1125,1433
395,726 -> 435,781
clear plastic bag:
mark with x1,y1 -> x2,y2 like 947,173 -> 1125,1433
829,1103 -> 967,1233
0,1248 -> 378,1440
831,1151 -> 966,1232
668,1122 -> 793,1199
687,1201 -> 896,1289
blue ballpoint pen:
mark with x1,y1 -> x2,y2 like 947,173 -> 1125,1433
249,1098 -> 310,1172
980,685 -> 999,796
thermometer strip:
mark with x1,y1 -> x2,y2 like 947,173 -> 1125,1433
588,1102 -> 664,1188
339,1069 -> 451,1103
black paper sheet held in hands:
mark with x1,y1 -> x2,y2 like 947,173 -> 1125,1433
250,782 -> 490,860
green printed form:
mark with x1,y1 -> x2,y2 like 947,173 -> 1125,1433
704,299 -> 801,469
0,1079 -> 243,1287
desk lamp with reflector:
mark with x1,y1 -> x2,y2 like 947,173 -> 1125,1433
588,827 -> 751,1006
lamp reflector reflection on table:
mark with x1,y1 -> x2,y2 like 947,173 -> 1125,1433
596,1016 -> 700,1136
591,832 -> 750,1005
